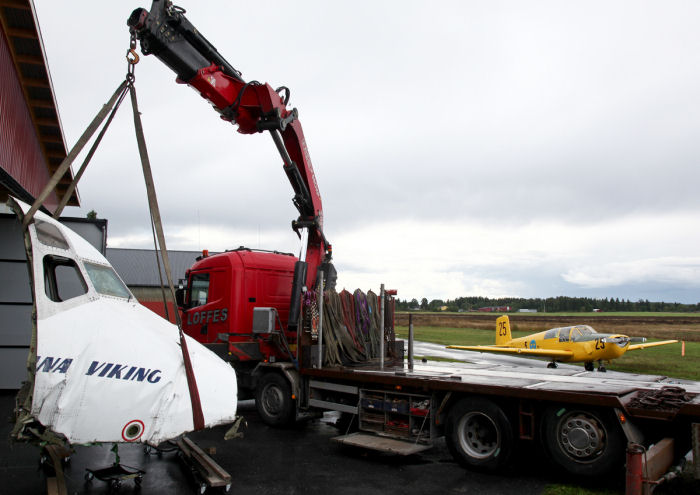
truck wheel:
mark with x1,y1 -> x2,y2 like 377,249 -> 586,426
542,406 -> 624,477
445,397 -> 513,471
255,372 -> 295,426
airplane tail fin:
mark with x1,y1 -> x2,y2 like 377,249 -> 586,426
495,315 -> 512,345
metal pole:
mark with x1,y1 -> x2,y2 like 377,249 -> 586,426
408,313 -> 414,372
317,273 -> 324,369
298,227 -> 309,262
380,284 -> 385,370
625,444 -> 644,495
693,423 -> 700,480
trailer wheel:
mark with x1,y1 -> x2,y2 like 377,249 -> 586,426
542,406 -> 624,477
255,372 -> 295,426
445,397 -> 513,471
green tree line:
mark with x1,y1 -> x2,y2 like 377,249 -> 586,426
395,296 -> 700,313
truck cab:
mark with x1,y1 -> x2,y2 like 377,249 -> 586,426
178,248 -> 298,394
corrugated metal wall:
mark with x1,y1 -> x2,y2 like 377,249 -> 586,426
0,214 -> 107,389
0,27 -> 57,209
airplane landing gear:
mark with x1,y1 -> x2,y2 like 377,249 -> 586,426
584,362 -> 594,372
597,361 -> 607,372
547,362 -> 558,369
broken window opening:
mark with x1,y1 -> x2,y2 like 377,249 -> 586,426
43,255 -> 88,302
35,220 -> 69,250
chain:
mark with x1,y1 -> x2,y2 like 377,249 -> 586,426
303,290 -> 319,339
126,31 -> 139,84
628,385 -> 694,411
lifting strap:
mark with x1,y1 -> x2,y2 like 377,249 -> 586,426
22,80 -> 128,227
129,85 -> 205,430
21,45 -> 205,431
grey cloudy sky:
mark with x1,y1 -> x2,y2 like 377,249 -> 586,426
32,1 -> 700,303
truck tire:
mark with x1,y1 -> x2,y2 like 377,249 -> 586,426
542,406 -> 624,477
445,397 -> 513,471
255,372 -> 295,426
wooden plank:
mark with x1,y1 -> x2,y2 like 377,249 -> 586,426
46,478 -> 59,495
182,437 -> 232,482
44,445 -> 68,495
332,433 -> 431,456
177,436 -> 231,488
643,438 -> 674,484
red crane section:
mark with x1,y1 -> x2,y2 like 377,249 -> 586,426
128,2 -> 332,323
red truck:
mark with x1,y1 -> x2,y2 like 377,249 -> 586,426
129,2 -> 700,482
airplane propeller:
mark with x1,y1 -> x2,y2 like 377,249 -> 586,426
600,336 -> 630,346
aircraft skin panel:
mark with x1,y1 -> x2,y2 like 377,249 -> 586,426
13,199 -> 238,446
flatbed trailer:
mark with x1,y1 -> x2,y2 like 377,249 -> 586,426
256,349 -> 700,478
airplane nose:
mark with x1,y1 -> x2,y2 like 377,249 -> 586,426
602,336 -> 629,348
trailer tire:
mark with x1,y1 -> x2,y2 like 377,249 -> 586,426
255,372 -> 295,426
542,406 -> 624,477
445,397 -> 513,471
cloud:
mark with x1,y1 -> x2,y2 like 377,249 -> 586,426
33,0 -> 700,304
563,257 -> 700,289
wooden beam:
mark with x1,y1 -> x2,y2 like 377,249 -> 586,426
11,53 -> 42,64
30,100 -> 58,109
34,117 -> 60,126
24,78 -> 50,89
0,0 -> 31,9
5,26 -> 37,39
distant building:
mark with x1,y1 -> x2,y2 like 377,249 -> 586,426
106,248 -> 204,323
477,306 -> 512,312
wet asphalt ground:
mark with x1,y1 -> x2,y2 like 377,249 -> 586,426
0,391 -> 581,495
2,345 -> 699,493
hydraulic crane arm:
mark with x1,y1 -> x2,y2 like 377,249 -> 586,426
128,1 -> 333,331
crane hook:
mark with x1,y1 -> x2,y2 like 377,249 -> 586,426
126,48 -> 140,65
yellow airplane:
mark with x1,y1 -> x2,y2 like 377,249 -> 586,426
447,315 -> 678,372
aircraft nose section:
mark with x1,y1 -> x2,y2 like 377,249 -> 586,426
603,335 -> 630,348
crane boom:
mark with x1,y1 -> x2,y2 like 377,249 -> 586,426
128,1 -> 333,331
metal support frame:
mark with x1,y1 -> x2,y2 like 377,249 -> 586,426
317,272 -> 324,369
408,313 -> 414,372
379,284 -> 385,370
693,423 -> 700,480
298,227 -> 309,263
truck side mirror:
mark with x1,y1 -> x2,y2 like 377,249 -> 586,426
175,288 -> 186,308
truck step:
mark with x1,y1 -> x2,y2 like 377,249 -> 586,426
331,432 -> 431,455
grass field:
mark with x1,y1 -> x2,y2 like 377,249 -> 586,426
395,325 -> 700,380
433,311 -> 700,318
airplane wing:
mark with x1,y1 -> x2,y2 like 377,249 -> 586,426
628,340 -> 678,351
447,345 -> 574,359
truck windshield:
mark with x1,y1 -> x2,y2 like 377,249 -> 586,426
83,261 -> 131,299
189,273 -> 209,308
